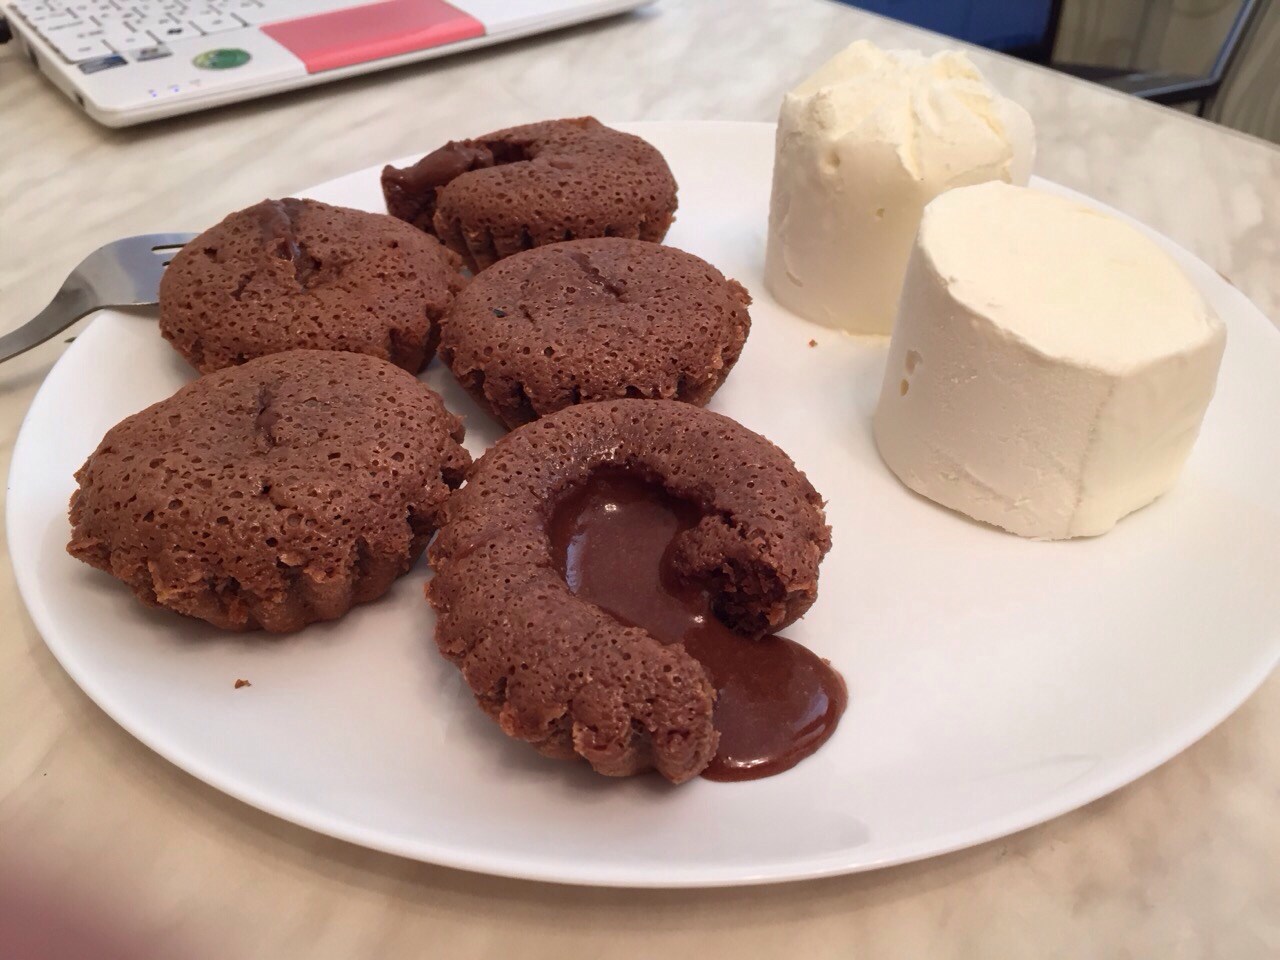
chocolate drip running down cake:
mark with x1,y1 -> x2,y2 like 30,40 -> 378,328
427,400 -> 837,784
68,351 -> 471,632
382,118 -> 678,272
159,198 -> 466,374
440,237 -> 753,427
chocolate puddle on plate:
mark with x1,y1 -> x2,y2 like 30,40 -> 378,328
549,470 -> 846,781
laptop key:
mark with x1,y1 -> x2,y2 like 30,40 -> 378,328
133,44 -> 173,61
135,17 -> 197,43
102,25 -> 151,51
187,14 -> 243,34
25,11 -> 78,29
47,34 -> 111,61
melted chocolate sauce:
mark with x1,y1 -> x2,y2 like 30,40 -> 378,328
549,471 -> 846,782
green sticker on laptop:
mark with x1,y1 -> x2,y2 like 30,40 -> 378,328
193,48 -> 251,70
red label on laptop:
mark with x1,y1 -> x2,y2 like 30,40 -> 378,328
261,0 -> 485,74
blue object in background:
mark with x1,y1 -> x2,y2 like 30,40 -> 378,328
843,1 -> 1056,55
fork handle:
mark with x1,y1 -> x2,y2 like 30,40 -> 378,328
0,273 -> 96,364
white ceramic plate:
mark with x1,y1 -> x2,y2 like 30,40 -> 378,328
9,122 -> 1280,888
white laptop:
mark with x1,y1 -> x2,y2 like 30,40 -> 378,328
3,0 -> 652,127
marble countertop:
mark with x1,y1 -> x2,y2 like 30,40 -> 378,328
1,1 -> 1276,956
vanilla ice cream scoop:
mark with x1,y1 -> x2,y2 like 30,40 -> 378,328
765,40 -> 1035,335
873,182 -> 1226,539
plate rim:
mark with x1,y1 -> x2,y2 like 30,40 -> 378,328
8,120 -> 1279,888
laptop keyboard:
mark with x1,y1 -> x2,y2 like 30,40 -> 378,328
10,0 -> 353,63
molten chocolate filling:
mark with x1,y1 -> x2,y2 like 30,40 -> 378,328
550,470 -> 845,781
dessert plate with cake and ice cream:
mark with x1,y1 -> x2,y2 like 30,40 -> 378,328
7,42 -> 1279,886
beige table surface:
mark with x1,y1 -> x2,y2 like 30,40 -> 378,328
2,1 -> 1278,956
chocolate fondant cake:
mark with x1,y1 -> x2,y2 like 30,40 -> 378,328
439,237 -> 752,427
160,198 -> 465,374
68,350 -> 471,632
426,399 -> 831,783
382,118 -> 678,272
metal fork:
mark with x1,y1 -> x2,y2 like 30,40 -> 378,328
0,233 -> 196,364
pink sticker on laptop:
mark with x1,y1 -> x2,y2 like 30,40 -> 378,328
261,0 -> 485,74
